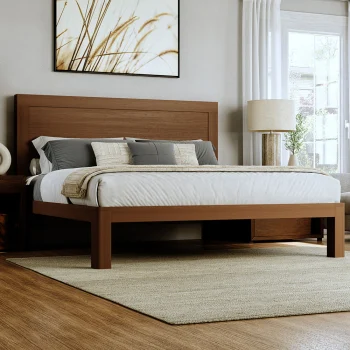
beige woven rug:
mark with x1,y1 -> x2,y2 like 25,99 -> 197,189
8,244 -> 350,325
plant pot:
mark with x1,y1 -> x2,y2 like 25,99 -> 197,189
288,154 -> 298,166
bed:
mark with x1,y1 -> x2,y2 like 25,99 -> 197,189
15,94 -> 345,269
34,168 -> 339,207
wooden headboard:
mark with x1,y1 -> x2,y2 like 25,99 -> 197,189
15,94 -> 218,175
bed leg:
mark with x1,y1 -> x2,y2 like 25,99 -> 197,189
91,209 -> 112,269
327,204 -> 345,258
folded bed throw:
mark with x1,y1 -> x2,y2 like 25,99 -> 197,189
61,165 -> 328,199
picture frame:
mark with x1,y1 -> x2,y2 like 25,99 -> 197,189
54,0 -> 180,78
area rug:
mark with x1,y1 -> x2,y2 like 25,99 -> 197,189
7,244 -> 350,325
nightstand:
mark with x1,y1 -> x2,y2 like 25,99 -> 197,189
0,176 -> 27,251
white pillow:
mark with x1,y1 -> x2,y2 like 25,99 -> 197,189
29,158 -> 41,175
174,144 -> 199,165
91,142 -> 132,166
32,136 -> 66,174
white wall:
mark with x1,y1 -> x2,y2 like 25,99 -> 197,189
281,0 -> 347,16
0,0 -> 243,167
0,0 -> 346,171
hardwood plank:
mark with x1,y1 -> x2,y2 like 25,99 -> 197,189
2,238 -> 350,350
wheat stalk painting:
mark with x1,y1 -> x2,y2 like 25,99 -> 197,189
55,0 -> 179,77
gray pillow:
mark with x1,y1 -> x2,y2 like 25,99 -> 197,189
43,139 -> 129,171
128,142 -> 176,165
136,140 -> 218,165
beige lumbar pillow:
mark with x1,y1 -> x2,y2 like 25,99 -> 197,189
174,144 -> 199,166
91,142 -> 132,166
92,142 -> 198,167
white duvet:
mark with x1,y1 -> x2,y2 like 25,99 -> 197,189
39,169 -> 341,207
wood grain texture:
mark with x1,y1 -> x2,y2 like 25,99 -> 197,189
91,209 -> 112,269
108,203 -> 343,222
203,219 -> 324,243
262,133 -> 281,166
15,94 -> 218,174
32,202 -> 345,268
327,204 -> 345,258
252,218 -> 312,240
33,202 -> 342,224
33,201 -> 96,222
33,202 -> 343,224
2,238 -> 350,350
208,112 -> 218,158
250,215 -> 329,248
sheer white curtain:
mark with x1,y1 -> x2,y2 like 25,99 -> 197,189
242,0 -> 282,165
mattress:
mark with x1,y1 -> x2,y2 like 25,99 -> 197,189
33,168 -> 341,207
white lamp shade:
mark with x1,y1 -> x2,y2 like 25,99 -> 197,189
248,99 -> 296,132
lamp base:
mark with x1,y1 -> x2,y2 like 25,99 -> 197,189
262,134 -> 281,166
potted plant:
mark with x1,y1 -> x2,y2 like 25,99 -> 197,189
284,113 -> 308,166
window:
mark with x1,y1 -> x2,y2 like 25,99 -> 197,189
282,12 -> 348,172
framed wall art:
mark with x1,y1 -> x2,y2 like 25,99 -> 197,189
55,0 -> 180,78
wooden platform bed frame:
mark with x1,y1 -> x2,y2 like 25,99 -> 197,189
15,94 -> 345,269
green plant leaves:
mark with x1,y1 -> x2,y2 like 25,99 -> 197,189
284,113 -> 309,155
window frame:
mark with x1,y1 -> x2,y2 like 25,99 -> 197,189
281,11 -> 348,172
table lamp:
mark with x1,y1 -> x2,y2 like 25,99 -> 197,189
248,99 -> 296,166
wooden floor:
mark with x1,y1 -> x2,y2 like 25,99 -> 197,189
1,236 -> 350,350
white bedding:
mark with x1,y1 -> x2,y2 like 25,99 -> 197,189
39,168 -> 341,207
